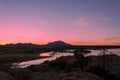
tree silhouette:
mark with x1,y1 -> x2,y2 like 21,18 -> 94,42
74,49 -> 91,71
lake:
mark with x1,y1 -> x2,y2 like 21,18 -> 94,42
15,49 -> 120,68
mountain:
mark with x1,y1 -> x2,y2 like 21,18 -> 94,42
2,41 -> 71,48
4,43 -> 41,48
46,41 -> 71,47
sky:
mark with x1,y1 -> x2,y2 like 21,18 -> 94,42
0,0 -> 120,45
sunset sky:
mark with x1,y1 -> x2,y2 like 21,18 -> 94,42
0,0 -> 120,45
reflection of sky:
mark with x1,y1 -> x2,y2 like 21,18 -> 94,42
18,52 -> 74,68
39,52 -> 51,57
0,0 -> 120,45
18,49 -> 120,68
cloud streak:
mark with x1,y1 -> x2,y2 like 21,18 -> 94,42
72,41 -> 98,45
36,19 -> 46,24
56,16 -> 90,27
105,37 -> 120,40
74,16 -> 89,26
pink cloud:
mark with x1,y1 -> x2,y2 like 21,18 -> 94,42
73,16 -> 110,27
105,37 -> 120,40
75,16 -> 89,26
36,19 -> 46,24
72,41 -> 98,45
51,16 -> 89,27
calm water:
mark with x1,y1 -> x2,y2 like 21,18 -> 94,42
15,49 -> 120,68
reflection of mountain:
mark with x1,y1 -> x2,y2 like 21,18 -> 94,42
46,41 -> 71,47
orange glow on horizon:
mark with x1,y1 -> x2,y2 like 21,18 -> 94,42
0,40 -> 120,46
0,0 -> 120,46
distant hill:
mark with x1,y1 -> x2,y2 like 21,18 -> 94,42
4,43 -> 42,48
46,41 -> 71,47
2,41 -> 71,48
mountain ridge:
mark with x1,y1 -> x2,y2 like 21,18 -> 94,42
1,41 -> 71,47
46,41 -> 71,47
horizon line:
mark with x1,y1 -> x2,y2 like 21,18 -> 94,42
0,42 -> 120,46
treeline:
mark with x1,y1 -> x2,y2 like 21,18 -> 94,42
0,43 -> 120,54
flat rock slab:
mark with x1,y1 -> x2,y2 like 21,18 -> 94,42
30,71 -> 104,80
0,71 -> 15,80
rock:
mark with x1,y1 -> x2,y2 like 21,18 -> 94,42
86,54 -> 120,74
57,71 -> 104,80
0,67 -> 31,80
27,54 -> 120,80
0,71 -> 15,80
30,71 -> 104,80
8,68 -> 31,80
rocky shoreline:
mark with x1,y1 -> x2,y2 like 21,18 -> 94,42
0,54 -> 120,80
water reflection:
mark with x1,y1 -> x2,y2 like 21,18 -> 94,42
18,52 -> 73,68
17,49 -> 120,68
39,52 -> 51,57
